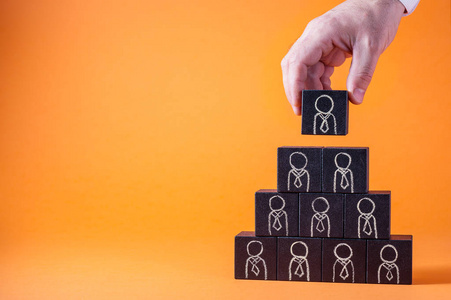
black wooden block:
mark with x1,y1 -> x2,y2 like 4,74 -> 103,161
278,237 -> 322,282
322,147 -> 369,193
299,193 -> 344,238
322,238 -> 366,283
367,235 -> 413,285
277,146 -> 322,193
345,191 -> 391,239
301,90 -> 348,135
255,189 -> 299,237
234,231 -> 277,280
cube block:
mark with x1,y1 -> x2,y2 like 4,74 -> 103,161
299,193 -> 344,238
301,90 -> 348,135
255,189 -> 299,237
278,237 -> 322,282
345,191 -> 391,239
235,231 -> 277,280
322,147 -> 369,193
277,147 -> 323,193
367,235 -> 413,285
322,238 -> 367,283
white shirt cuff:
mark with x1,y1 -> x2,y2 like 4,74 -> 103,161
397,0 -> 420,16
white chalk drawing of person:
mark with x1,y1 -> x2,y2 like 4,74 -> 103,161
333,152 -> 354,193
287,152 -> 310,191
310,197 -> 331,237
313,94 -> 337,135
378,245 -> 400,284
289,241 -> 310,281
357,197 -> 378,238
333,243 -> 355,283
245,240 -> 267,280
268,195 -> 288,236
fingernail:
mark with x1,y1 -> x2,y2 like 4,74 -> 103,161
353,88 -> 365,104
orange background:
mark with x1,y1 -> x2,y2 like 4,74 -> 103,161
1,0 -> 450,299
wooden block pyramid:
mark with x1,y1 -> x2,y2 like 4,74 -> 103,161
234,91 -> 413,284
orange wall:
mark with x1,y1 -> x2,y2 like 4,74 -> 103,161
0,0 -> 450,299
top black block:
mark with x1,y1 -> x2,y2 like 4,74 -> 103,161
301,90 -> 348,135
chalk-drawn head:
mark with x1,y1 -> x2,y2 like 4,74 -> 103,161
312,197 -> 330,214
289,152 -> 308,170
380,244 -> 398,264
290,241 -> 309,259
269,195 -> 286,211
314,94 -> 334,114
247,240 -> 264,257
334,243 -> 353,261
357,197 -> 376,215
334,152 -> 352,169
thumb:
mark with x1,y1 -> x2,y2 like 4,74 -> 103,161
347,42 -> 381,104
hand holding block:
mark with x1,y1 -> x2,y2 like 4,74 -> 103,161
299,193 -> 344,238
301,90 -> 348,135
234,231 -> 277,280
277,146 -> 323,193
255,189 -> 299,237
367,235 -> 413,285
322,147 -> 369,193
345,191 -> 391,239
278,237 -> 322,282
322,238 -> 367,283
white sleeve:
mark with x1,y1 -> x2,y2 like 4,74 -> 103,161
397,0 -> 420,16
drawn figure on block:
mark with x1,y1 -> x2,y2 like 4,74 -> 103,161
310,197 -> 331,237
268,195 -> 288,236
245,240 -> 267,280
287,152 -> 310,191
357,197 -> 378,238
333,152 -> 354,193
378,245 -> 400,284
288,241 -> 310,281
313,94 -> 337,135
333,243 -> 355,283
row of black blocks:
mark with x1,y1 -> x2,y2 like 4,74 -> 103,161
235,232 -> 412,284
235,146 -> 413,284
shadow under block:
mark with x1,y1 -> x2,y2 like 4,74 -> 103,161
345,191 -> 391,239
322,239 -> 367,283
299,193 -> 344,238
322,147 -> 369,193
278,237 -> 322,282
301,90 -> 349,135
277,147 -> 322,193
235,231 -> 277,280
255,189 -> 299,237
367,235 -> 413,285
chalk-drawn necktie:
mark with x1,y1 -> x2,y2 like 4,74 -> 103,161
314,213 -> 327,233
318,113 -> 331,133
293,257 -> 306,278
271,211 -> 284,231
337,168 -> 350,190
292,168 -> 307,188
338,260 -> 351,280
361,215 -> 373,236
249,257 -> 262,276
383,263 -> 396,281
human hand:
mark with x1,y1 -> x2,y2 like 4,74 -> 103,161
281,0 -> 405,115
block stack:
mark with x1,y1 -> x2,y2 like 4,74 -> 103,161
234,90 -> 413,284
